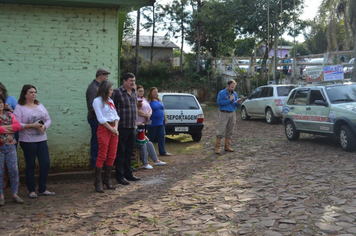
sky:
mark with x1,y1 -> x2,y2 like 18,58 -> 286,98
137,0 -> 323,52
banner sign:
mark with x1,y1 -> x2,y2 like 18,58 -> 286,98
306,66 -> 324,82
306,65 -> 344,82
323,65 -> 344,81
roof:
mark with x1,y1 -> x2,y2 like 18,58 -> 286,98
0,0 -> 154,10
123,35 -> 179,49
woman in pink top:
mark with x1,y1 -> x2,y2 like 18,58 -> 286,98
136,85 -> 152,125
13,85 -> 55,199
0,94 -> 23,206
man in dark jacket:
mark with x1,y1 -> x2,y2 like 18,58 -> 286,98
86,68 -> 110,169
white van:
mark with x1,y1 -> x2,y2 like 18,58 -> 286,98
159,93 -> 204,141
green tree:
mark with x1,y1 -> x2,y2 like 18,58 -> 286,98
234,38 -> 255,56
233,0 -> 306,82
290,42 -> 310,56
141,4 -> 166,74
161,0 -> 190,72
303,22 -> 328,54
189,0 -> 203,73
187,0 -> 237,58
173,48 -> 182,58
123,15 -> 135,35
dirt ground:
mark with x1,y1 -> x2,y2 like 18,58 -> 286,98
1,105 -> 356,235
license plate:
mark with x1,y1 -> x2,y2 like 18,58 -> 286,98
175,126 -> 189,132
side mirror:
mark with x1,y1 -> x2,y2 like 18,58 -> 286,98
314,100 -> 328,107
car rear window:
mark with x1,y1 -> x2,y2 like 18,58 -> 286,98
277,86 -> 295,96
162,95 -> 200,110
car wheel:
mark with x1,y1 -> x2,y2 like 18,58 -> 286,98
265,108 -> 277,124
241,107 -> 250,120
339,125 -> 356,151
285,120 -> 300,141
191,132 -> 202,142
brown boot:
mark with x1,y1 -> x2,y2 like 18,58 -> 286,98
94,167 -> 104,193
102,165 -> 115,190
215,137 -> 221,154
225,138 -> 234,152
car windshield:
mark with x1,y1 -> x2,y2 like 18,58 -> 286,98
162,95 -> 200,109
326,84 -> 356,103
277,86 -> 295,96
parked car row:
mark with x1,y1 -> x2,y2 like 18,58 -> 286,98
240,81 -> 356,152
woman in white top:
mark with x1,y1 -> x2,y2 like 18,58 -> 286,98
92,81 -> 119,193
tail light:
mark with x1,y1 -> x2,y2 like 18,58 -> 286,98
274,99 -> 283,106
197,114 -> 204,123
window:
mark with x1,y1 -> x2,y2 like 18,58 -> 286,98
309,90 -> 325,105
293,89 -> 309,105
287,90 -> 296,105
260,87 -> 271,97
162,95 -> 199,110
250,88 -> 262,99
277,86 -> 295,96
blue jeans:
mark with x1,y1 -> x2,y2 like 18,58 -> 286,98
87,118 -> 99,169
20,141 -> 50,193
114,127 -> 135,181
146,125 -> 167,155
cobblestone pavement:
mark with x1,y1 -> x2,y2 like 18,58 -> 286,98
1,108 -> 356,235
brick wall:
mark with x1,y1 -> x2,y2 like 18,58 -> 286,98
0,4 -> 119,171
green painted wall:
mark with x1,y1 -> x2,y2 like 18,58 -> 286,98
0,4 -> 119,171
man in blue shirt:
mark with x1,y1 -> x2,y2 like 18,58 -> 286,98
215,80 -> 242,154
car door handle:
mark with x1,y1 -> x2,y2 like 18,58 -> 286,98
306,107 -> 311,110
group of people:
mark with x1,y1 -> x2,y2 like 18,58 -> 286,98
0,82 -> 54,206
0,72 -> 240,204
86,69 -> 170,193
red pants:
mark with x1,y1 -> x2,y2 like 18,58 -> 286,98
95,125 -> 118,167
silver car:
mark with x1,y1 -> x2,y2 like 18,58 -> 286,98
283,82 -> 356,151
241,85 -> 296,124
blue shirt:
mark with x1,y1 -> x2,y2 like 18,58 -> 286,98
283,58 -> 291,70
149,100 -> 165,127
217,88 -> 240,112
5,96 -> 17,110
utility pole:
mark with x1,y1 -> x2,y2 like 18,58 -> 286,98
135,8 -> 141,78
273,10 -> 278,84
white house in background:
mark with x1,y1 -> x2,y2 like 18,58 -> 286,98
123,35 -> 179,62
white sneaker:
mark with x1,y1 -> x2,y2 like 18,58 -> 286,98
154,161 -> 166,166
142,164 -> 153,169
